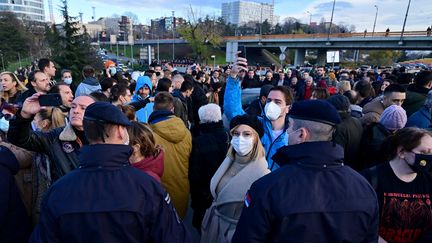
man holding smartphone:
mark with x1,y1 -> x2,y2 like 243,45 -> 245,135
8,93 -> 95,181
224,52 -> 293,171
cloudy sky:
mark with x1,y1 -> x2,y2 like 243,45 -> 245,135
48,0 -> 431,32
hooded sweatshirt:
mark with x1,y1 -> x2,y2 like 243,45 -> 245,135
75,77 -> 101,97
133,76 -> 154,123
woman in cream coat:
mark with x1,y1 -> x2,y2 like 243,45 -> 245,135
201,114 -> 270,243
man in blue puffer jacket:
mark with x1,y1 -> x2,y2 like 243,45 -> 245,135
132,76 -> 154,123
224,55 -> 293,171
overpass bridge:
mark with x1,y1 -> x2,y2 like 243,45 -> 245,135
224,31 -> 432,65
98,31 -> 432,65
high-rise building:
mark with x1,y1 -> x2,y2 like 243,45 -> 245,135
222,0 -> 274,26
118,16 -> 133,41
151,16 -> 185,33
89,17 -> 120,36
0,0 -> 45,22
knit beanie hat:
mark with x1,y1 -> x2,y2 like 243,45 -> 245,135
230,114 -> 264,138
380,105 -> 407,131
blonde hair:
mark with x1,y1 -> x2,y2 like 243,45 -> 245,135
38,107 -> 67,130
227,125 -> 265,161
337,81 -> 351,93
0,72 -> 27,102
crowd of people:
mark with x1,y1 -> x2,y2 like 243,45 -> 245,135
1,55 -> 432,243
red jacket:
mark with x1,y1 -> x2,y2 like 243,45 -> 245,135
131,150 -> 164,182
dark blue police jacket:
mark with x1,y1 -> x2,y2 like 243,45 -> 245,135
232,141 -> 379,243
30,144 -> 192,243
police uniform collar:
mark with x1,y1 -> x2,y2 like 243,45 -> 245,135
272,141 -> 344,168
78,144 -> 133,168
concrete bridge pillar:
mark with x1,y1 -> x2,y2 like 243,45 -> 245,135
317,49 -> 327,66
294,48 -> 306,66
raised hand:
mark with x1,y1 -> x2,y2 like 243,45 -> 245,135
231,51 -> 248,79
21,93 -> 45,119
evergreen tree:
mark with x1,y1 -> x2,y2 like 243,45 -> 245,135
45,0 -> 102,83
0,11 -> 32,68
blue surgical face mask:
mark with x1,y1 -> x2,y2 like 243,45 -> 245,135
63,78 -> 72,85
110,67 -> 117,75
0,117 -> 9,132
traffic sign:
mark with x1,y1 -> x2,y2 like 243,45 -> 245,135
279,53 -> 286,61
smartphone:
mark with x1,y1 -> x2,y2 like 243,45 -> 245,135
237,46 -> 247,69
39,94 -> 62,107
238,46 -> 246,58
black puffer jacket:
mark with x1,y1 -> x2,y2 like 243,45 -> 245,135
358,122 -> 391,170
189,121 -> 229,231
8,112 -> 87,181
333,112 -> 364,170
191,80 -> 209,135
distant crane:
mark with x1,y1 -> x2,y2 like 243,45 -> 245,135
79,11 -> 83,23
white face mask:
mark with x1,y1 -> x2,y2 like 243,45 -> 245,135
63,78 -> 73,85
0,117 -> 9,132
231,136 -> 254,156
110,67 -> 117,75
265,102 -> 282,121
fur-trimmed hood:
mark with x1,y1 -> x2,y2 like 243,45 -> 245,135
59,123 -> 77,142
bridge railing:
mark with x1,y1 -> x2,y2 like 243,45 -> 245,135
224,31 -> 430,41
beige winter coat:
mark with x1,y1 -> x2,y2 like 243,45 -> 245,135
200,156 -> 269,243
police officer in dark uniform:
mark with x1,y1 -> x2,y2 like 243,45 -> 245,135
232,100 -> 379,243
30,102 -> 192,243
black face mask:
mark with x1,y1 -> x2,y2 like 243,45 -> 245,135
407,153 -> 432,173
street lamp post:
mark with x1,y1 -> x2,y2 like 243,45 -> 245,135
326,0 -> 336,45
399,0 -> 412,45
211,55 -> 216,69
372,5 -> 378,36
140,27 -> 144,47
172,11 -> 175,61
259,3 -> 263,45
306,11 -> 312,25
18,52 -> 22,68
0,52 -> 4,72
146,32 -> 160,63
